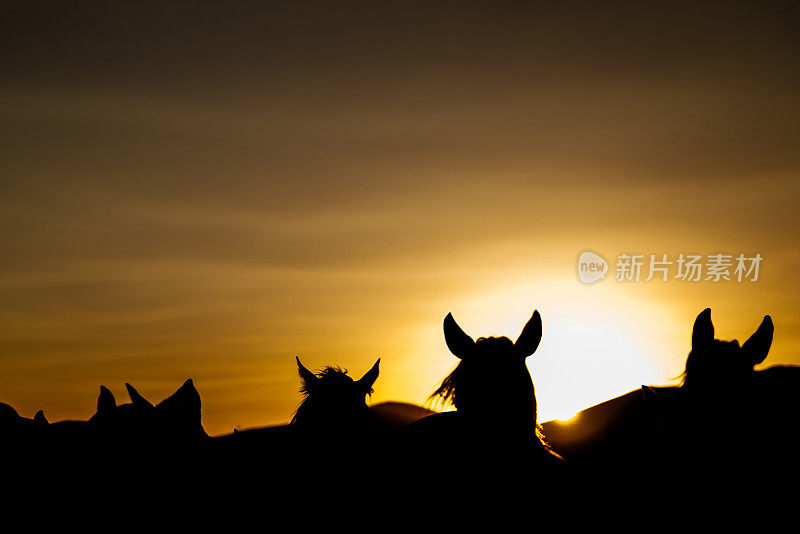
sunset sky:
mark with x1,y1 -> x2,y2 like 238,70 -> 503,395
2,2 -> 799,435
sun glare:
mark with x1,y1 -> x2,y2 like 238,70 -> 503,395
417,278 -> 685,423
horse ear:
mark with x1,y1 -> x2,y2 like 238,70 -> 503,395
443,313 -> 475,359
742,315 -> 773,366
691,308 -> 714,352
34,410 -> 48,425
356,358 -> 380,390
515,310 -> 542,358
97,386 -> 116,414
156,378 -> 201,417
125,383 -> 154,409
296,357 -> 319,388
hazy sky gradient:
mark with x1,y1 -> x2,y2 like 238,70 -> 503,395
2,2 -> 799,434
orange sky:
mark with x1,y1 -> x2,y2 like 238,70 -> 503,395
1,2 -> 799,435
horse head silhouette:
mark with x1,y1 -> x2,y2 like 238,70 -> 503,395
0,403 -> 48,447
641,308 -> 783,467
644,308 -> 773,417
430,311 -> 543,440
682,308 -> 773,394
0,403 -> 47,428
89,379 -> 206,442
292,357 -> 380,433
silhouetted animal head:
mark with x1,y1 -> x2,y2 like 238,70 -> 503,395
292,357 -> 380,431
89,379 -> 205,442
0,405 -> 47,464
431,311 -> 543,436
643,308 -> 785,454
0,403 -> 47,428
682,308 -> 773,394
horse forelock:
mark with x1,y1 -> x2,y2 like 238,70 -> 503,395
298,366 -> 357,397
475,335 -> 514,347
292,365 -> 375,425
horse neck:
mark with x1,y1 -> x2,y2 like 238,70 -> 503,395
457,402 -> 537,440
291,397 -> 312,425
292,397 -> 374,430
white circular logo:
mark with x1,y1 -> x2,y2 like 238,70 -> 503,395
577,251 -> 608,284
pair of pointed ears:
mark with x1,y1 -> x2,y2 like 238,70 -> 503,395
295,357 -> 381,390
443,310 -> 543,359
691,308 -> 774,365
96,383 -> 157,414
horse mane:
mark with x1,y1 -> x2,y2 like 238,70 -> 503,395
677,361 -> 690,387
291,365 -> 374,425
429,365 -> 459,409
298,366 -> 349,396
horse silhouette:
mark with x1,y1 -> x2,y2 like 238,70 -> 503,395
0,403 -> 47,427
225,357 -> 381,445
543,308 -> 799,475
403,311 -> 564,477
86,379 -> 206,443
210,357 -> 382,487
28,378 -> 206,456
680,307 -> 773,394
2,379 -> 207,496
0,403 -> 48,449
292,356 -> 380,434
646,308 -> 799,469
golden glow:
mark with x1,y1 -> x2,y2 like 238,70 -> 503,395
2,4 -> 799,436
403,279 -> 683,423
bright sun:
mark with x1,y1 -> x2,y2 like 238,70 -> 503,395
418,278 -> 686,423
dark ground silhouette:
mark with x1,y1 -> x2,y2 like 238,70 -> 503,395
2,308 -> 798,513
